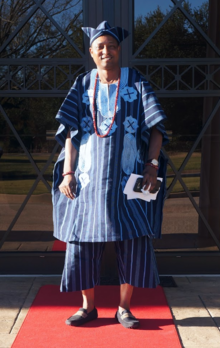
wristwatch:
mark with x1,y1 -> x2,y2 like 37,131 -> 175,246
147,159 -> 159,166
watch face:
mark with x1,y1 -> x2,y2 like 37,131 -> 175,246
151,159 -> 159,166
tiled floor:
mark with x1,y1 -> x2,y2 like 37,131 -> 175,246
0,276 -> 220,348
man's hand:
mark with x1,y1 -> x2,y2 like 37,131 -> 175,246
141,166 -> 158,193
142,126 -> 162,193
59,174 -> 77,200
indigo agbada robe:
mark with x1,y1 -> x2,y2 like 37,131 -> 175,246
52,68 -> 168,243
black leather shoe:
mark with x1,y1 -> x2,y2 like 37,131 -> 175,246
66,307 -> 98,326
115,309 -> 140,329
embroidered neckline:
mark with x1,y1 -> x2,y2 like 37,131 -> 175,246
90,68 -> 128,89
92,70 -> 121,138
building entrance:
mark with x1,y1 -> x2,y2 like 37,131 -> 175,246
0,0 -> 220,274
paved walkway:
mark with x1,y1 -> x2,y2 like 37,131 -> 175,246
0,276 -> 220,348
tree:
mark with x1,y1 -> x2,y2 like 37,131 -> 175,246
134,1 -> 209,59
134,1 -> 209,151
0,0 -> 83,58
0,0 -> 210,153
0,0 -> 84,153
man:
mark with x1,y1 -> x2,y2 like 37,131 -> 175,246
52,21 -> 168,329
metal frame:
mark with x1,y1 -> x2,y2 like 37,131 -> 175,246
0,0 -> 84,59
0,103 -> 59,249
133,59 -> 220,98
0,59 -> 86,97
0,251 -> 220,275
130,0 -> 220,252
1,58 -> 220,97
133,0 -> 220,59
1,0 -> 220,272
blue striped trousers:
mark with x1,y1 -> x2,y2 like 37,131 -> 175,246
60,236 -> 160,292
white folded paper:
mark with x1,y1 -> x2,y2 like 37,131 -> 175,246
123,174 -> 163,202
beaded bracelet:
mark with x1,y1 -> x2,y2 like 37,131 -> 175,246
62,171 -> 75,177
145,163 -> 159,170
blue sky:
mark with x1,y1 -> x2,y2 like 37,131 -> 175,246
135,0 -> 208,18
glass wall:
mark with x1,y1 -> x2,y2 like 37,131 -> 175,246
0,0 -> 220,260
0,0 -> 83,59
133,0 -> 220,252
0,0 -> 84,252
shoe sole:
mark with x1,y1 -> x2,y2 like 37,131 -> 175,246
66,309 -> 98,326
66,315 -> 97,326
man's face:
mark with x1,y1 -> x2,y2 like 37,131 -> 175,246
89,35 -> 120,70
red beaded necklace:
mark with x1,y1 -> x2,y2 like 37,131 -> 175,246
92,69 -> 121,138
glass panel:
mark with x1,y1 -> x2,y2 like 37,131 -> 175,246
134,0 -> 173,21
154,197 -> 219,251
199,96 -> 220,249
133,62 -> 220,93
134,10 -> 211,58
0,97 -> 61,251
182,152 -> 201,194
133,1 -> 213,58
0,97 -> 62,151
0,0 -> 36,32
183,0 -> 208,11
134,0 -> 208,21
0,63 -> 85,92
0,185 -> 54,253
0,0 -> 83,58
153,96 -> 220,251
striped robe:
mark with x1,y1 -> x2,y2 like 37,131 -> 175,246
52,67 -> 168,242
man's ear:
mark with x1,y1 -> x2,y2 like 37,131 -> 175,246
89,47 -> 93,58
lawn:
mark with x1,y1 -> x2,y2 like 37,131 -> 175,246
0,153 -> 57,176
166,152 -> 201,192
167,152 -> 201,173
0,153 -> 56,194
0,152 -> 201,194
0,179 -> 53,195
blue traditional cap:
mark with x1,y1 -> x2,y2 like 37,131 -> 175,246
81,21 -> 129,45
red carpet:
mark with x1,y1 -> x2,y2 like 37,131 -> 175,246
12,285 -> 181,348
52,240 -> 66,251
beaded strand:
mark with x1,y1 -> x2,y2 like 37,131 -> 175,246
92,70 -> 121,138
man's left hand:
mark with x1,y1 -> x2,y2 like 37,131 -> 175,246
141,166 -> 158,193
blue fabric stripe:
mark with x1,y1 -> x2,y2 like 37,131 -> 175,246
142,91 -> 154,99
105,136 -> 112,240
92,134 -> 99,242
98,136 -> 105,239
60,237 -> 159,291
143,103 -> 161,113
142,109 -> 164,120
52,68 -> 168,243
117,170 -> 124,240
56,111 -> 78,125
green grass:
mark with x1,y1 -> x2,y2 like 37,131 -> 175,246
167,152 -> 201,174
0,153 -> 57,176
167,177 -> 200,192
166,152 -> 201,192
0,153 -> 56,194
0,180 -> 52,195
0,152 -> 201,194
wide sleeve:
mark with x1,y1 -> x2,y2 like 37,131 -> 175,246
140,79 -> 169,147
55,76 -> 82,151
138,77 -> 169,239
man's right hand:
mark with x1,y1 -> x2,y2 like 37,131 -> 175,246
59,174 -> 77,200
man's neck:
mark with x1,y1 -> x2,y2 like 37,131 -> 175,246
97,67 -> 120,84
